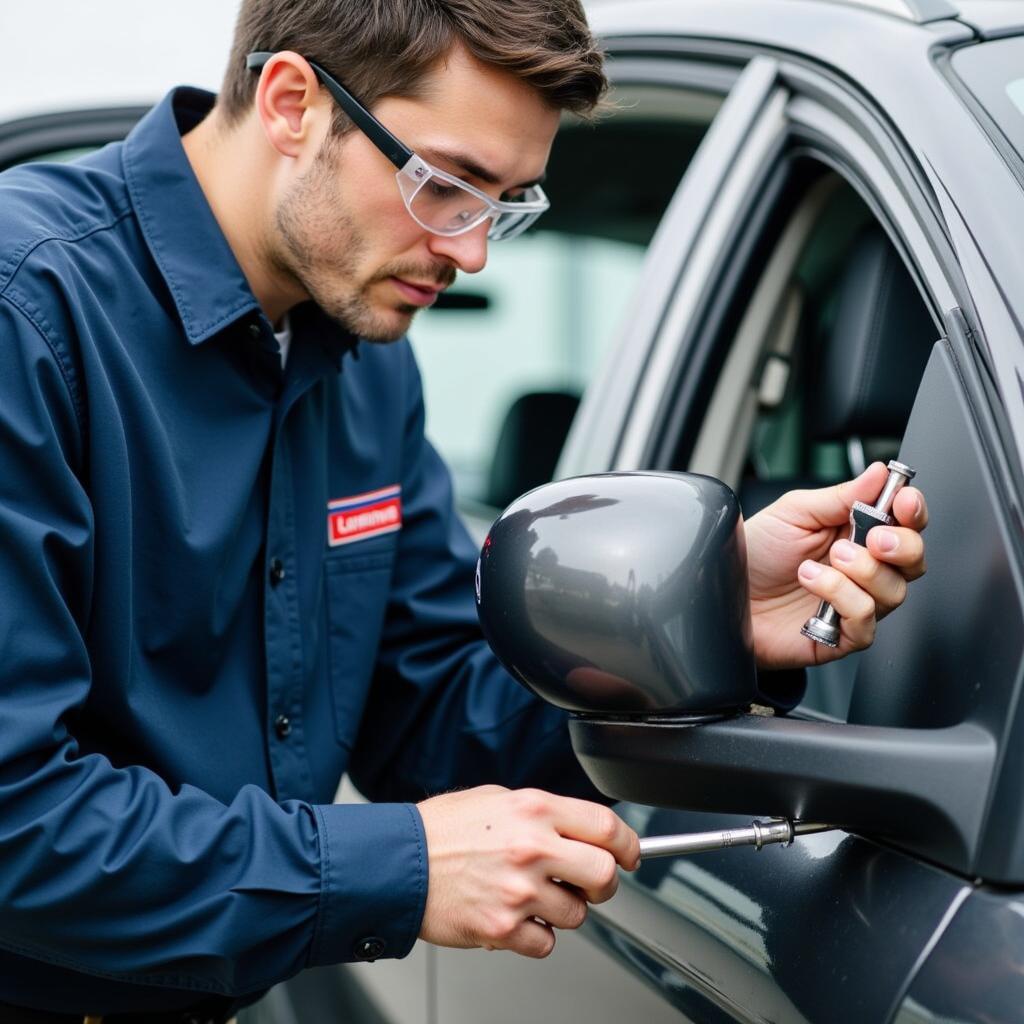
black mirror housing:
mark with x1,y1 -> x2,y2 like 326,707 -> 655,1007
476,472 -> 757,716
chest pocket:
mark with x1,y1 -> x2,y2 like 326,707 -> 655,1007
324,545 -> 396,748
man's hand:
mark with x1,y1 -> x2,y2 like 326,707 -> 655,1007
417,786 -> 640,959
744,462 -> 928,669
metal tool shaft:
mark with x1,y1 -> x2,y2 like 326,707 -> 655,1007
639,819 -> 833,860
801,459 -> 916,648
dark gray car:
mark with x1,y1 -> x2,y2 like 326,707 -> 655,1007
349,1 -> 1024,1020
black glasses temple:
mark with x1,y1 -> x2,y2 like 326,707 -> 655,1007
246,51 -> 413,170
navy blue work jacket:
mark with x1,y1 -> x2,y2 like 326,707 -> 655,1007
0,87 -> 595,1014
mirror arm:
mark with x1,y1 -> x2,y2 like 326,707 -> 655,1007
569,714 -> 995,871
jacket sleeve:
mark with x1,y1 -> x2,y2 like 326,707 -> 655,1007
0,297 -> 424,995
347,343 -> 605,805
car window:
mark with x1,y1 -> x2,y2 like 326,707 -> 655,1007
409,85 -> 723,521
951,36 -> 1024,167
670,158 -> 937,719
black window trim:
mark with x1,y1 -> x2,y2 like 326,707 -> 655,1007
0,106 -> 149,172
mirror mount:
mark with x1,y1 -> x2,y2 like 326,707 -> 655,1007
569,713 -> 995,869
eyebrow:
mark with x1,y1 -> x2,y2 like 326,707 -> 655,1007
421,146 -> 546,190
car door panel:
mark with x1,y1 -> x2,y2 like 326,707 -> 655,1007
587,809 -> 966,1024
894,886 -> 1024,1024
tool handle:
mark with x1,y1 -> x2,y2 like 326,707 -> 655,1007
801,461 -> 915,649
638,820 -> 834,861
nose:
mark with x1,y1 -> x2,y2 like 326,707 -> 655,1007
427,220 -> 490,274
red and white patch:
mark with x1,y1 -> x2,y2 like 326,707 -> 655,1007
328,485 -> 403,547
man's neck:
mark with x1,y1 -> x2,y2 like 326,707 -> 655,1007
181,110 -> 307,325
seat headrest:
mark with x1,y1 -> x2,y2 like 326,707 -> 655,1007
809,226 -> 936,440
486,391 -> 581,510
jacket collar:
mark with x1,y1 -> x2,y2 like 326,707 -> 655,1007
122,87 -> 261,345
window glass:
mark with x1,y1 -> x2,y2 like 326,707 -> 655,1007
952,37 -> 1024,166
409,87 -> 723,513
411,233 -> 642,501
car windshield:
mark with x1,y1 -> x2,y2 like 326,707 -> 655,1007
951,36 -> 1024,166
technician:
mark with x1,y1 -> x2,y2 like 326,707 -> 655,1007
0,1 -> 928,1020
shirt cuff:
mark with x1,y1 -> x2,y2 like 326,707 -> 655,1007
308,802 -> 427,966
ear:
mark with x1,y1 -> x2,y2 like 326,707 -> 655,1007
254,52 -> 325,158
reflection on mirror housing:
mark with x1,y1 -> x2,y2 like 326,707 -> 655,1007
476,471 -> 757,716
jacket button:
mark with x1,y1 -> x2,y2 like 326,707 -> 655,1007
248,322 -> 262,340
354,936 -> 386,961
269,558 -> 286,586
274,714 -> 292,739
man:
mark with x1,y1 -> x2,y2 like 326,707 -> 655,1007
0,0 -> 927,1020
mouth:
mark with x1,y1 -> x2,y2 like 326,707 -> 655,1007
390,277 -> 444,308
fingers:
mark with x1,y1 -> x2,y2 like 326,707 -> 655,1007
544,837 -> 621,905
864,525 -> 927,582
829,539 -> 908,617
891,485 -> 929,532
501,918 -> 556,959
798,560 -> 876,649
776,462 -> 890,530
533,881 -> 590,931
534,792 -> 640,870
494,789 -> 639,870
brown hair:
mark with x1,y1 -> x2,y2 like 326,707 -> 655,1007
219,0 -> 608,132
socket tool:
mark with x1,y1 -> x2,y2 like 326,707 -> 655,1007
800,459 -> 917,648
639,819 -> 834,861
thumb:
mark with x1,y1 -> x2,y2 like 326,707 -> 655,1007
776,462 -> 890,529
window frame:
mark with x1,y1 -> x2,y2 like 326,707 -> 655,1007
554,47 -> 772,479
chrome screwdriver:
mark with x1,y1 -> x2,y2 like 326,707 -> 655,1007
639,819 -> 834,861
801,459 -> 916,648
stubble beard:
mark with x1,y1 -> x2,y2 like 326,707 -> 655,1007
272,145 -> 455,343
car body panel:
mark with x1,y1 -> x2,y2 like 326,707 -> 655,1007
893,885 -> 1024,1024
956,0 -> 1024,38
587,812 -> 968,1024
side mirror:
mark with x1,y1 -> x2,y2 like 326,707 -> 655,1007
476,471 -> 756,716
476,465 -> 994,875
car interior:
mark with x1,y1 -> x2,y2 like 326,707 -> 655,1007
682,162 -> 940,717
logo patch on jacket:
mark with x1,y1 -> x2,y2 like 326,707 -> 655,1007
328,485 -> 403,547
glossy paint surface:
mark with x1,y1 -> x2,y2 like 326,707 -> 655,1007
895,886 -> 1024,1023
476,472 -> 756,715
589,808 -> 968,1024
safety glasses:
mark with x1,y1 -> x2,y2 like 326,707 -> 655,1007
247,52 -> 551,241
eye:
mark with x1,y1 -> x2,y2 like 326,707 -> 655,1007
427,181 -> 461,201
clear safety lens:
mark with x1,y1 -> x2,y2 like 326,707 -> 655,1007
396,157 -> 549,241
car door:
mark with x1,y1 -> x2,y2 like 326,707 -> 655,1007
554,30 -> 1024,1024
